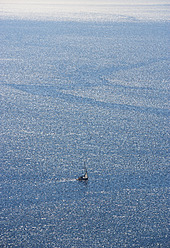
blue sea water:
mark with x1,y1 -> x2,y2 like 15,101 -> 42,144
0,19 -> 170,247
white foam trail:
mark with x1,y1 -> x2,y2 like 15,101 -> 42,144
55,178 -> 77,183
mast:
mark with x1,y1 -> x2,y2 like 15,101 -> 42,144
84,161 -> 88,179
76,160 -> 88,180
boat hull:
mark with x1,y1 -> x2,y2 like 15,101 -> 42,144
77,176 -> 88,181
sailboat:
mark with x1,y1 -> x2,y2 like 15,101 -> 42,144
77,162 -> 88,181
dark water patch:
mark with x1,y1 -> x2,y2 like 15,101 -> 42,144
6,83 -> 170,117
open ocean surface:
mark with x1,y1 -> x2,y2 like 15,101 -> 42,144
0,2 -> 170,247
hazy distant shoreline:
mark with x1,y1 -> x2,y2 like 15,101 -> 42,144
0,1 -> 170,22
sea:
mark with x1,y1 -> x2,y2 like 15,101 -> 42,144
0,1 -> 170,247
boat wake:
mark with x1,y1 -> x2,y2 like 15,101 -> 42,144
55,178 -> 76,183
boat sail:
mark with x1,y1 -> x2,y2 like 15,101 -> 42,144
77,162 -> 88,181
